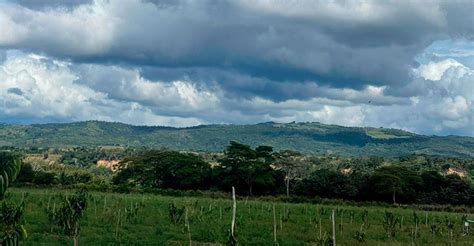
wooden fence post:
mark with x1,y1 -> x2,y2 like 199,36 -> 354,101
332,209 -> 336,246
231,186 -> 237,244
273,204 -> 277,245
185,208 -> 192,246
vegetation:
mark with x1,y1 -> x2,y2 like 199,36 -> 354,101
217,142 -> 276,195
0,201 -> 27,246
1,136 -> 472,244
11,142 -> 474,206
273,149 -> 308,197
113,150 -> 211,190
108,145 -> 474,205
1,121 -> 473,157
6,188 -> 474,245
45,190 -> 88,246
0,152 -> 22,198
0,152 -> 27,245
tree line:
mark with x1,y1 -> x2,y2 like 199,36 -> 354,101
112,141 -> 474,206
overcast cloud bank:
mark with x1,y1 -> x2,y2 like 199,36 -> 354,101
0,0 -> 473,136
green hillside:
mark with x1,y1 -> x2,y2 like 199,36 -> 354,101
1,121 -> 473,157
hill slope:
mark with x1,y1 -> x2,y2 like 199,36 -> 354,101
1,121 -> 473,157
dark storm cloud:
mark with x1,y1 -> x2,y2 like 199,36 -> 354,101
441,1 -> 474,39
1,0 -> 473,92
7,87 -> 23,95
1,0 -> 473,136
9,0 -> 92,10
134,66 -> 407,105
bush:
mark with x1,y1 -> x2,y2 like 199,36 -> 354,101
0,201 -> 27,245
16,163 -> 34,183
33,171 -> 57,185
45,189 -> 89,246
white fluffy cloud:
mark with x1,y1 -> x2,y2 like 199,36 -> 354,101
0,52 -> 205,126
73,64 -> 221,114
418,59 -> 464,81
0,50 -> 472,135
0,0 -> 472,136
363,59 -> 473,135
0,53 -> 102,119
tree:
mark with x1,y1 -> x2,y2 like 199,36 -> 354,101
297,168 -> 359,199
0,152 -> 21,198
218,142 -> 275,195
114,150 -> 211,190
439,175 -> 474,205
33,171 -> 57,185
365,166 -> 422,204
418,170 -> 445,204
0,152 -> 27,246
16,162 -> 34,183
273,150 -> 309,196
366,156 -> 384,169
46,190 -> 88,246
0,201 -> 27,246
368,172 -> 403,204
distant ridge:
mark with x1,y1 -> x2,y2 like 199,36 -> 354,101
1,121 -> 473,158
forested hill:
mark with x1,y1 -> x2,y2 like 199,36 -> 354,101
1,121 -> 473,158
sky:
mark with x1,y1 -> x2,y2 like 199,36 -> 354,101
0,0 -> 473,136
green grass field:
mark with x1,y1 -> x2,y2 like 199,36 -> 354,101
8,188 -> 474,245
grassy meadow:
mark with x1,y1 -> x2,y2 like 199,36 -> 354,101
6,187 -> 474,245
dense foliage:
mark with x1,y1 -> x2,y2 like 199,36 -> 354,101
1,121 -> 473,157
113,150 -> 211,190
296,166 -> 473,205
9,141 -> 474,206
108,143 -> 474,206
216,142 -> 277,195
0,152 -> 22,198
0,201 -> 27,246
0,152 -> 26,245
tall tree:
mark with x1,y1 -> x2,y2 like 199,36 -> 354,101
273,150 -> 309,196
366,166 -> 422,204
297,168 -> 358,199
0,152 -> 27,246
114,150 -> 211,190
0,152 -> 22,198
219,142 -> 275,195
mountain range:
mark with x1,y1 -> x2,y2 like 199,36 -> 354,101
1,121 -> 473,158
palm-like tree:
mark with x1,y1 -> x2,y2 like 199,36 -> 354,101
0,152 -> 27,246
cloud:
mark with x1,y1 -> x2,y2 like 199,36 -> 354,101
0,0 -> 472,136
0,52 -> 205,126
73,64 -> 221,115
10,0 -> 92,11
364,59 -> 473,135
417,39 -> 474,69
1,0 -> 472,89
2,50 -> 472,135
418,59 -> 464,81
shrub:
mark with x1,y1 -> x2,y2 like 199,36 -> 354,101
33,171 -> 57,185
0,201 -> 27,245
45,189 -> 89,246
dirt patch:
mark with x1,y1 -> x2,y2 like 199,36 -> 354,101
446,168 -> 466,177
97,159 -> 121,172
